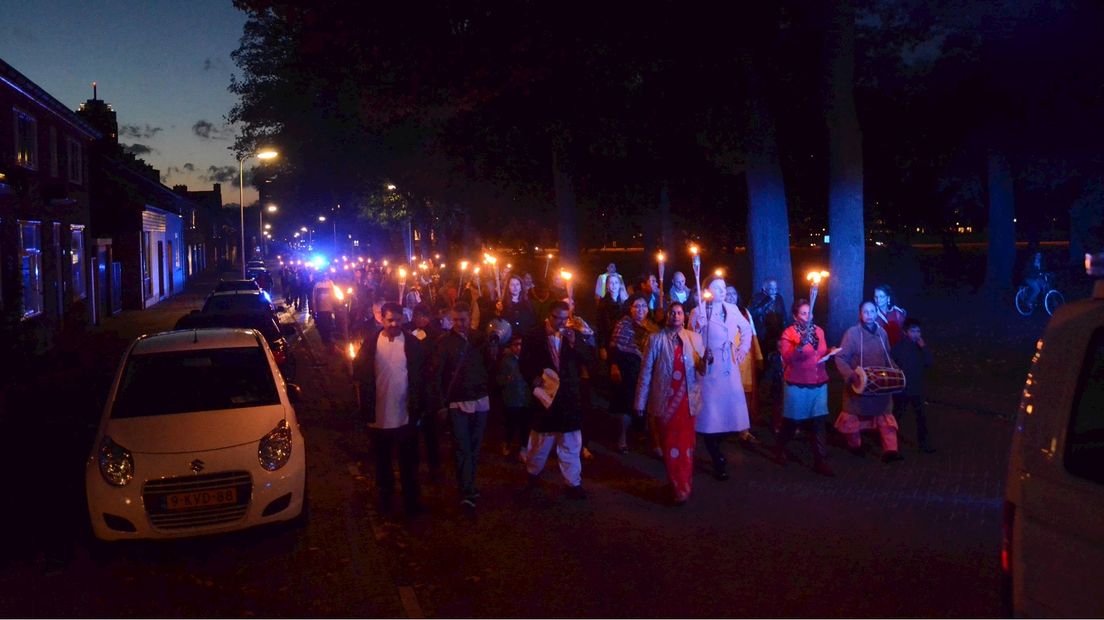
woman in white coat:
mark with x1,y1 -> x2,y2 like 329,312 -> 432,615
688,276 -> 752,480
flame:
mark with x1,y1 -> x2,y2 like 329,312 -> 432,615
689,245 -> 699,256
560,269 -> 573,281
347,342 -> 357,360
657,251 -> 665,262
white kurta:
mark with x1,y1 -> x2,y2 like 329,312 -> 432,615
689,301 -> 752,433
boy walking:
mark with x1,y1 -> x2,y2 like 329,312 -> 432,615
891,318 -> 935,453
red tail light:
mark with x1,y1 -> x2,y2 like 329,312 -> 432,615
272,345 -> 287,365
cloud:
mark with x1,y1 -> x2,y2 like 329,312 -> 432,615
119,124 -> 163,139
202,165 -> 240,184
122,143 -> 155,156
192,119 -> 233,141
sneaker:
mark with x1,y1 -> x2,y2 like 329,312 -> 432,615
882,451 -> 904,463
565,485 -> 587,500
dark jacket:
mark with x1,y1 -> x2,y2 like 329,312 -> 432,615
403,319 -> 443,343
352,328 -> 428,424
750,291 -> 788,355
520,325 -> 595,433
429,329 -> 492,411
891,337 -> 933,397
500,298 -> 538,340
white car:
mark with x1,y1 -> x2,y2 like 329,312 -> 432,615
1003,255 -> 1104,616
86,328 -> 307,541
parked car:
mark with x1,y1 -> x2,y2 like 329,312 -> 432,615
1003,254 -> 1104,616
175,310 -> 297,380
213,279 -> 262,294
85,328 -> 306,541
202,290 -> 279,316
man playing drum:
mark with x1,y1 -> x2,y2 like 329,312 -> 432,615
833,301 -> 904,463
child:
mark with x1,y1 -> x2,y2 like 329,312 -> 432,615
891,317 -> 935,453
496,335 -> 531,461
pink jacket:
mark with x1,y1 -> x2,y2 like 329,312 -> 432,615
779,324 -> 829,385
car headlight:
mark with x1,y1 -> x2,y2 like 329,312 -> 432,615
258,419 -> 292,471
98,436 -> 134,486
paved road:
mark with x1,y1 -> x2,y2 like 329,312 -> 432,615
0,275 -> 1010,617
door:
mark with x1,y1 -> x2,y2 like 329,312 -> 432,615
167,240 -> 174,294
157,240 -> 165,298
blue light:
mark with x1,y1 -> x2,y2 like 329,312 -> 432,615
311,255 -> 326,269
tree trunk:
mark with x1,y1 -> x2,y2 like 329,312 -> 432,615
553,145 -> 580,268
984,151 -> 1016,295
744,58 -> 795,311
824,0 -> 865,343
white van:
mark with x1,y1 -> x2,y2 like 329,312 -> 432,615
1003,257 -> 1104,617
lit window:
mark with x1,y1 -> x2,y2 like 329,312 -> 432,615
18,220 -> 44,318
71,225 -> 86,301
13,108 -> 38,170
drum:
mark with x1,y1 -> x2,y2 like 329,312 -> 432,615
852,366 -> 907,395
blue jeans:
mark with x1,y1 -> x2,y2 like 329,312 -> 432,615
449,409 -> 489,498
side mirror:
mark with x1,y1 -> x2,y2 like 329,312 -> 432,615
286,383 -> 302,404
276,304 -> 288,314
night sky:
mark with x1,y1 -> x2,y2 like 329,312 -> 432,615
0,0 -> 251,205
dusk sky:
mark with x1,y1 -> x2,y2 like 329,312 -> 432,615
0,0 -> 253,206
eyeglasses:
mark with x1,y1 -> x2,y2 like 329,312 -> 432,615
631,303 -> 648,310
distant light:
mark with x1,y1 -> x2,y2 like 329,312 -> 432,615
318,215 -> 326,222
256,149 -> 278,160
266,204 -> 277,213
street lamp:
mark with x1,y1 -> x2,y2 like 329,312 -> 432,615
238,148 -> 278,277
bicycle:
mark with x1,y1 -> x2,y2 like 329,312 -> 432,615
1015,273 -> 1065,316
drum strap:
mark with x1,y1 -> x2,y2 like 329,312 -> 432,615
859,328 -> 899,371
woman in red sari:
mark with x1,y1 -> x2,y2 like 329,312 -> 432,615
634,302 -> 705,505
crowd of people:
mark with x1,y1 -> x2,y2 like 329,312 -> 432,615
283,255 -> 934,513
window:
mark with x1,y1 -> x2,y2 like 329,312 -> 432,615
49,127 -> 58,177
66,137 -> 83,185
13,108 -> 37,170
70,225 -> 86,301
18,220 -> 43,318
1065,327 -> 1104,485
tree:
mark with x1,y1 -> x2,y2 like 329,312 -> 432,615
824,0 -> 866,342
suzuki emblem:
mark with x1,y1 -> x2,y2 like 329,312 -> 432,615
189,459 -> 205,474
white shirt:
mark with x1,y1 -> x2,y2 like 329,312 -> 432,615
373,331 -> 408,429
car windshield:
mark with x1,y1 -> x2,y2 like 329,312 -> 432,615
203,294 -> 269,313
215,281 -> 259,292
112,347 -> 279,418
175,314 -> 281,343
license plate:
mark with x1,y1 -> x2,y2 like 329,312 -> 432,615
164,487 -> 237,510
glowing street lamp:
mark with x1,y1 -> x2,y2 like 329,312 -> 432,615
238,148 -> 278,276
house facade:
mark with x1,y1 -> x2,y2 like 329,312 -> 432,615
0,58 -> 99,356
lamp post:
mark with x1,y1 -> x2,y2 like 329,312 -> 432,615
238,148 -> 278,277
